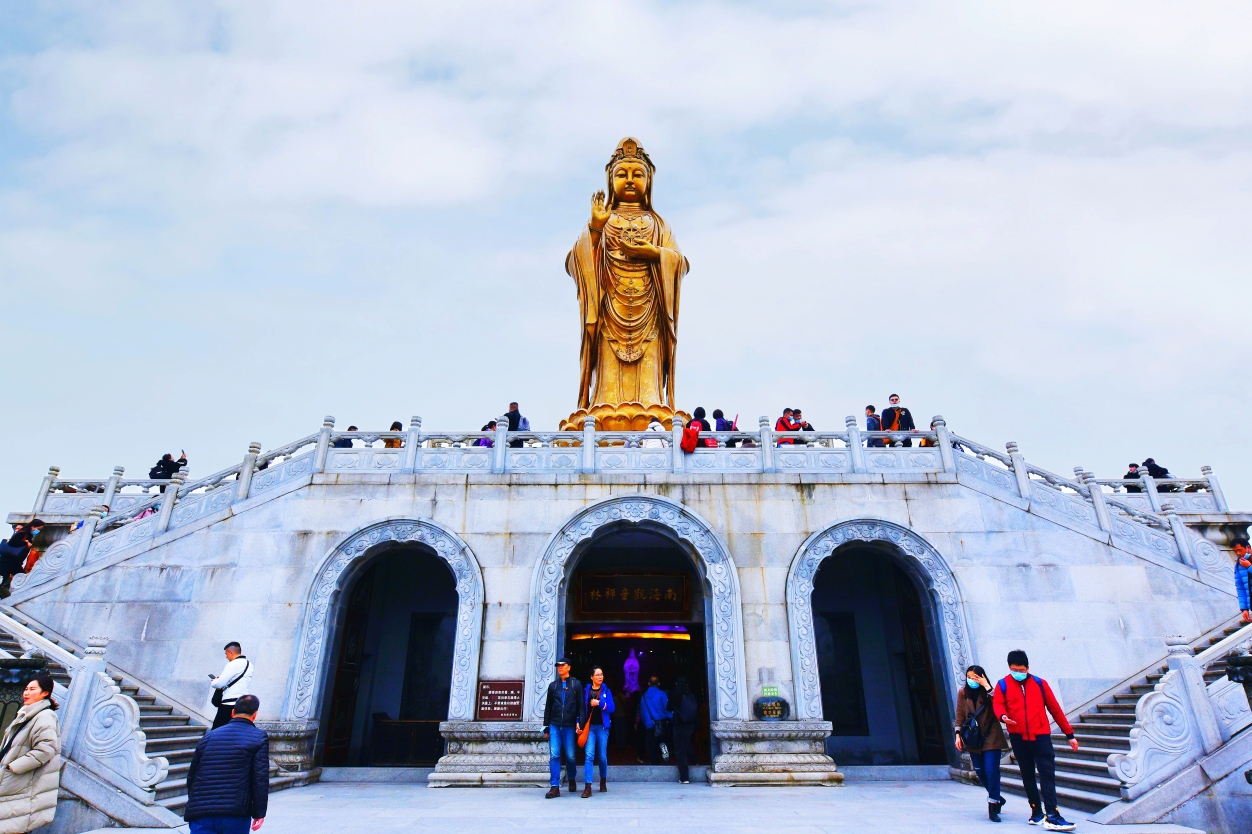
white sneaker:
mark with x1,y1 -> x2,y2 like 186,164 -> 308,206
660,743 -> 670,760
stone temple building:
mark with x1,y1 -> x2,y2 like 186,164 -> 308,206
4,415 -> 1251,832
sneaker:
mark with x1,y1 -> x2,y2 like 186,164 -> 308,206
1028,806 -> 1045,825
1043,814 -> 1075,832
544,786 -> 560,799
660,743 -> 670,760
680,779 -> 690,784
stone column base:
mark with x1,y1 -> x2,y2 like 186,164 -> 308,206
429,721 -> 549,788
707,720 -> 843,786
256,721 -> 319,779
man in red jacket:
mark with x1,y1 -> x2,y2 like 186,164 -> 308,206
992,650 -> 1078,831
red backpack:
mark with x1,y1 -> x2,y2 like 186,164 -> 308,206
680,425 -> 700,454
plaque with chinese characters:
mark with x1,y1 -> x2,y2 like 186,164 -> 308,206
575,572 -> 690,620
477,680 -> 524,721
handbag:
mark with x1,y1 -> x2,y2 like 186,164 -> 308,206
211,660 -> 250,708
960,698 -> 986,751
577,720 -> 591,748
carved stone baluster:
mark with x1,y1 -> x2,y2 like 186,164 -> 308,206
1161,503 -> 1195,568
101,466 -> 124,510
1079,470 -> 1113,533
1006,442 -> 1031,501
758,416 -> 773,474
71,509 -> 104,569
1201,466 -> 1229,512
313,416 -> 335,473
153,470 -> 187,536
494,417 -> 510,474
672,416 -> 685,473
403,416 -> 422,473
32,466 -> 60,514
583,416 -> 597,474
845,416 -> 865,474
932,415 -> 955,473
235,442 -> 262,502
1139,471 -> 1163,512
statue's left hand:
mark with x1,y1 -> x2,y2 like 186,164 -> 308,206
620,241 -> 662,262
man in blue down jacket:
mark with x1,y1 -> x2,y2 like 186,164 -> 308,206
184,694 -> 269,834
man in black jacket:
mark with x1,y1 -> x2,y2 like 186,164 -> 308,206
0,519 -> 43,598
880,394 -> 916,447
541,658 -> 585,798
185,694 -> 268,834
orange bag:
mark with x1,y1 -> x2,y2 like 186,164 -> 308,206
577,720 -> 591,748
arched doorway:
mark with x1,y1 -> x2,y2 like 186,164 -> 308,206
525,496 -> 748,726
320,544 -> 458,766
283,519 -> 484,767
787,520 -> 972,766
563,525 -> 711,765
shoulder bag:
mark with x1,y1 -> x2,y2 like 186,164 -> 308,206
211,660 -> 250,708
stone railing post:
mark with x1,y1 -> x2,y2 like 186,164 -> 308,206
60,636 -> 168,798
403,416 -> 422,473
1201,466 -> 1229,512
1079,470 -> 1113,532
71,510 -> 103,569
582,416 -> 597,474
235,442 -> 262,501
32,466 -> 60,514
758,416 -> 774,474
1139,471 -> 1163,512
1166,636 -> 1223,755
153,471 -> 186,535
844,416 -> 865,474
1006,442 -> 1032,501
1161,503 -> 1195,568
933,415 -> 955,473
494,417 -> 510,474
313,416 -> 335,473
671,416 -> 685,473
101,466 -> 124,509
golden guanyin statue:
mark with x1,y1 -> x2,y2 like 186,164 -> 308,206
560,138 -> 690,432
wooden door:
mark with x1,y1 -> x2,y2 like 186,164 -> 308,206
321,566 -> 376,766
895,570 -> 948,764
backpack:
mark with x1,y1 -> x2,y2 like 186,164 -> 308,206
960,698 -> 986,750
676,691 -> 699,724
680,425 -> 700,454
148,463 -> 164,479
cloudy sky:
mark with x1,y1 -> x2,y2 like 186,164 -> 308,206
2,2 -> 1250,514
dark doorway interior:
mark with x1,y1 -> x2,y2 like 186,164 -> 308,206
322,544 -> 458,766
812,545 -> 948,765
563,526 -> 711,766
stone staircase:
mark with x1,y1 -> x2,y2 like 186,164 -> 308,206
0,611 -> 302,817
1000,622 -> 1243,812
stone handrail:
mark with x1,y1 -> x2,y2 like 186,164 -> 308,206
1107,627 -> 1252,801
13,414 -> 1236,599
0,612 -> 168,803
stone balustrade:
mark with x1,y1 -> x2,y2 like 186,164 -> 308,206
8,415 -> 1242,602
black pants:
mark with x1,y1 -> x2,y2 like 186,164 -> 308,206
212,702 -> 236,730
672,722 -> 695,781
645,731 -> 663,765
1009,735 -> 1057,812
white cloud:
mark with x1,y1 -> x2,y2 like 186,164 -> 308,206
2,0 -> 1251,514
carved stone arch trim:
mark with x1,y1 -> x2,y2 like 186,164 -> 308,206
786,518 -> 973,721
524,495 -> 749,721
284,517 -> 484,723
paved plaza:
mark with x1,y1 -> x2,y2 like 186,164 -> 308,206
259,781 -> 1201,834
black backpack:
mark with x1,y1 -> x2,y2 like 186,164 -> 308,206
676,691 -> 699,724
960,697 -> 986,750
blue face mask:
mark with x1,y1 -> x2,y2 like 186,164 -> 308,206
1011,671 -> 1028,682
966,680 -> 981,689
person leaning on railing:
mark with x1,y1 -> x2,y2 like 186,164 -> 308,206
1234,537 -> 1251,625
0,520 -> 43,599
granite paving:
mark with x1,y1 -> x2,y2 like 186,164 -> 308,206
259,781 -> 1201,833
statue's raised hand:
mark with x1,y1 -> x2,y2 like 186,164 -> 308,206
589,190 -> 611,232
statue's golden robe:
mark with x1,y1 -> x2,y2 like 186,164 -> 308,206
566,208 -> 689,412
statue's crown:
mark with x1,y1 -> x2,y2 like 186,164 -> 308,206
607,137 -> 654,172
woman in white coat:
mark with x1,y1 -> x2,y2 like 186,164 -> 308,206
0,673 -> 60,834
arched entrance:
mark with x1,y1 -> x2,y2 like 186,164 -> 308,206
787,520 -> 971,765
525,496 -> 748,726
284,519 -> 484,766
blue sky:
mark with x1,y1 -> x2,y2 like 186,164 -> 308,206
2,1 -> 1251,512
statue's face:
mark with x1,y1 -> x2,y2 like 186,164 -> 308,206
612,162 -> 649,204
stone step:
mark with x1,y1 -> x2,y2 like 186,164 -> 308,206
1057,745 -> 1124,764
1002,762 -> 1121,798
141,723 -> 207,739
1093,702 -> 1136,714
1078,712 -> 1135,725
154,777 -> 187,801
139,704 -> 174,716
1062,722 -> 1132,737
1065,733 -> 1129,750
139,715 -> 192,729
144,734 -> 209,753
1000,775 -> 1114,813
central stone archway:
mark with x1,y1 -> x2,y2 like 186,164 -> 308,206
524,495 -> 749,721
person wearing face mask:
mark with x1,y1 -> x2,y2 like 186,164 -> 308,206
954,665 -> 1007,822
1233,537 -> 1251,624
0,521 -> 44,599
992,651 -> 1078,831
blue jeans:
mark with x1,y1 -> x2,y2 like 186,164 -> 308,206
583,725 -> 609,783
190,818 -> 251,834
970,749 -> 1002,803
548,725 -> 577,786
